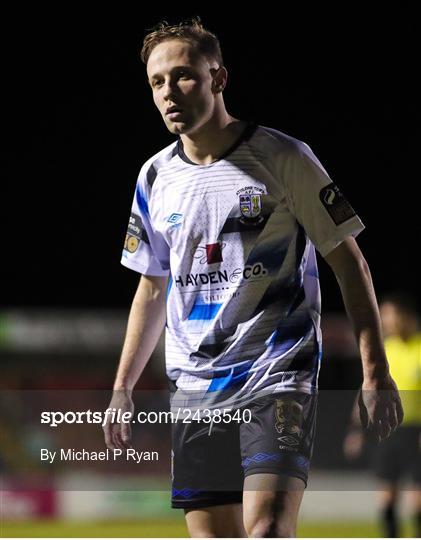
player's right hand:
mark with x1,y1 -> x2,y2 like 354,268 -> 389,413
103,391 -> 134,451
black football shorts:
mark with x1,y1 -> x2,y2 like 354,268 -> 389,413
170,388 -> 318,509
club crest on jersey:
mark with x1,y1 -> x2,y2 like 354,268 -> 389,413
239,194 -> 263,224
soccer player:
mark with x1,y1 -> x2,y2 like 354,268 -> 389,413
344,293 -> 421,538
104,18 -> 403,537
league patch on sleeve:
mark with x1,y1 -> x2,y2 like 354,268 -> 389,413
124,212 -> 143,253
319,183 -> 356,225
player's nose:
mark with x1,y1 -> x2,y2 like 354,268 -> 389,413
163,79 -> 179,101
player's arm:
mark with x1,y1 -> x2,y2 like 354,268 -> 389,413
324,236 -> 404,441
103,273 -> 168,450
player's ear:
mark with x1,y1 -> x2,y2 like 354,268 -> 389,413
211,66 -> 227,93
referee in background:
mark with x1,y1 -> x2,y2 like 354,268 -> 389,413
344,292 -> 421,537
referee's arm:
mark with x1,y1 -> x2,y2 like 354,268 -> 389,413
324,236 -> 404,441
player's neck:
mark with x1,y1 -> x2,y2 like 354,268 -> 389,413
180,112 -> 247,165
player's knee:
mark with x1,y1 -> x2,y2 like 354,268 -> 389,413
246,516 -> 296,538
245,516 -> 283,538
245,517 -> 273,538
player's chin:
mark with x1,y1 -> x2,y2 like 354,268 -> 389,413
165,121 -> 188,135
163,116 -> 192,134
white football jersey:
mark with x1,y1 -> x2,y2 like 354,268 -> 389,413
121,124 -> 364,408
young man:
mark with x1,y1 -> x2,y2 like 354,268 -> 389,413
344,293 -> 420,538
104,19 -> 403,538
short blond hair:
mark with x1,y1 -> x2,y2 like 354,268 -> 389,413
140,17 -> 223,66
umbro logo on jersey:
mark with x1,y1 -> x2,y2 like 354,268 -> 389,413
167,213 -> 183,224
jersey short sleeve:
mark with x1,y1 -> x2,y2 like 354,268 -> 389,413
280,141 -> 365,257
121,163 -> 170,277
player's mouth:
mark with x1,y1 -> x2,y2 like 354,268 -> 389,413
166,106 -> 184,120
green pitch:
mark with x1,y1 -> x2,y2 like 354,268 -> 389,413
0,519 -> 415,537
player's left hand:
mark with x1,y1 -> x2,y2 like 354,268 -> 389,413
358,372 -> 404,442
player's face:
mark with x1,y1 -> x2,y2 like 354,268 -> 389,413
146,39 -> 220,135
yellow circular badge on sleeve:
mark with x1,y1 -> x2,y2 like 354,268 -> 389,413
127,236 -> 139,253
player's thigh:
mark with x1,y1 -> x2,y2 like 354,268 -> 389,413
184,503 -> 245,538
171,418 -> 243,509
243,473 -> 305,538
